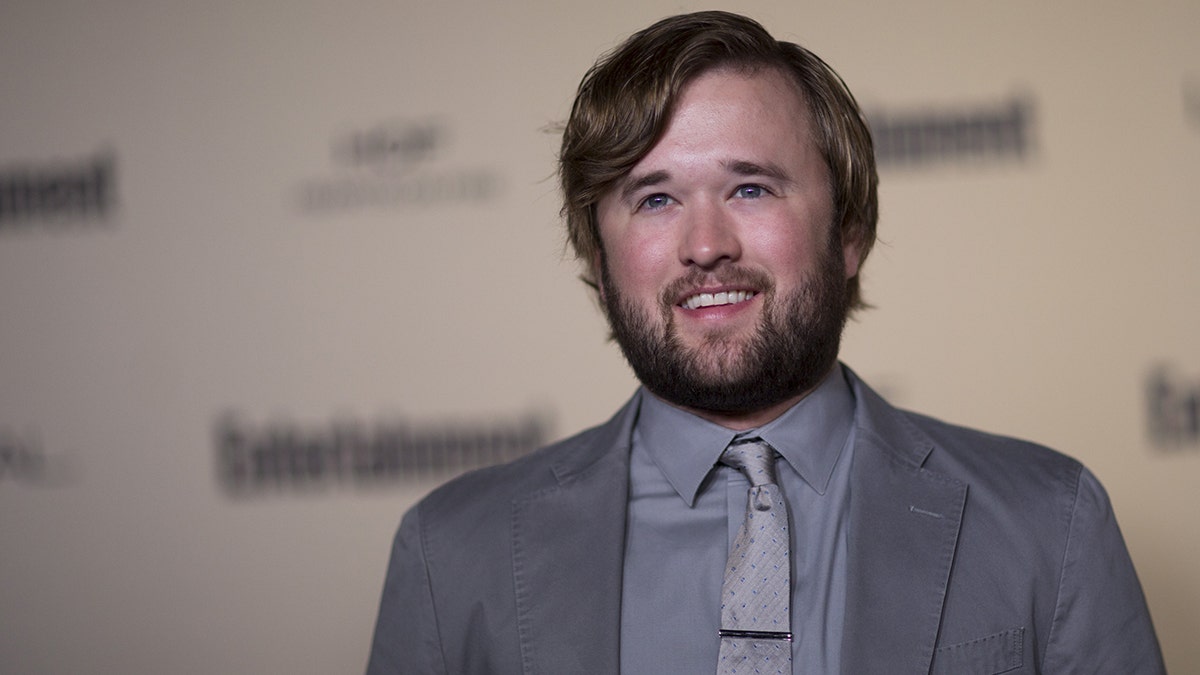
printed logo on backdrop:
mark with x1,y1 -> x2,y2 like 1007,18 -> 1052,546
1185,75 -> 1200,129
867,95 -> 1035,169
1147,365 -> 1200,452
215,410 -> 549,496
0,149 -> 118,233
294,118 -> 502,214
0,427 -> 75,486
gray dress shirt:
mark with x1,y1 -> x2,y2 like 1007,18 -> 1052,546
619,367 -> 858,674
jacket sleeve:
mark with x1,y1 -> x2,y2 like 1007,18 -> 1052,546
365,505 -> 447,675
1041,467 -> 1165,674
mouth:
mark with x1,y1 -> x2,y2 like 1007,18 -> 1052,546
679,290 -> 757,310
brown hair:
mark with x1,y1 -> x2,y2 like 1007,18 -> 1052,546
558,10 -> 878,311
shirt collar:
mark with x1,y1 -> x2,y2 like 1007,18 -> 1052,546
634,364 -> 856,506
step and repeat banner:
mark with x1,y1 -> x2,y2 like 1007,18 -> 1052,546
2,1 -> 1197,672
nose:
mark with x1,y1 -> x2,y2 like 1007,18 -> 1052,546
678,202 -> 742,269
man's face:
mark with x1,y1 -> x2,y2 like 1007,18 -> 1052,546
595,67 -> 862,425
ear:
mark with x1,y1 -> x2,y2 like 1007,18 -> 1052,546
592,250 -> 607,304
842,232 -> 862,280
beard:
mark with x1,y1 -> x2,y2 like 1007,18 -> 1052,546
600,236 -> 850,416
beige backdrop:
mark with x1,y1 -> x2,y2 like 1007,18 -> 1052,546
1,1 -> 1197,673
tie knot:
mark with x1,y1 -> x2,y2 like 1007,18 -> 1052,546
719,437 -> 778,487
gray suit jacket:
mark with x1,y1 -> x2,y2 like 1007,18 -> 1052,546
366,369 -> 1164,674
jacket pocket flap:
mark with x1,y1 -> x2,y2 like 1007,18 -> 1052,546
932,627 -> 1024,675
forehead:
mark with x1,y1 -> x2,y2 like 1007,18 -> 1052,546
624,66 -> 820,178
686,66 -> 807,126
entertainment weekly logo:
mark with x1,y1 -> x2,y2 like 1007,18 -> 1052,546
293,118 -> 502,213
1146,365 -> 1200,452
1185,75 -> 1200,129
868,95 -> 1035,169
0,427 -> 75,486
0,149 -> 118,232
215,410 -> 549,496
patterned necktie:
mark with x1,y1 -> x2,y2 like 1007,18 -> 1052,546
717,437 -> 792,675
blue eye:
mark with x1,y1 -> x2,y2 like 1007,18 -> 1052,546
735,185 -> 766,199
640,194 -> 673,210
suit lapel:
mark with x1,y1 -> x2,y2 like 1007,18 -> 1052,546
840,375 -> 967,675
510,397 -> 636,675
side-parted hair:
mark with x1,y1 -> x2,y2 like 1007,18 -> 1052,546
558,10 -> 878,311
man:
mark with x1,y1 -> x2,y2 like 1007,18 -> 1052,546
367,11 -> 1164,674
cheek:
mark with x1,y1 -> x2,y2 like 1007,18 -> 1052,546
769,200 -> 838,272
607,244 -> 672,298
601,226 -> 676,290
745,222 -> 825,277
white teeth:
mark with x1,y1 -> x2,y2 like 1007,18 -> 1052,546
681,290 -> 755,310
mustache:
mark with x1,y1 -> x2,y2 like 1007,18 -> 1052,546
659,266 -> 775,307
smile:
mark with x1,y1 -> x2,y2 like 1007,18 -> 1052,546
680,290 -> 756,310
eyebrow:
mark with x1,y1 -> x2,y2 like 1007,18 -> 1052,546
723,159 -> 793,185
617,170 -> 670,206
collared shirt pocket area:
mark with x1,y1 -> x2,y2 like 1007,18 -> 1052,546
931,627 -> 1024,675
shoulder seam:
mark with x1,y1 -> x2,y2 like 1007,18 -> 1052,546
416,501 -> 451,673
1041,460 -> 1085,671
